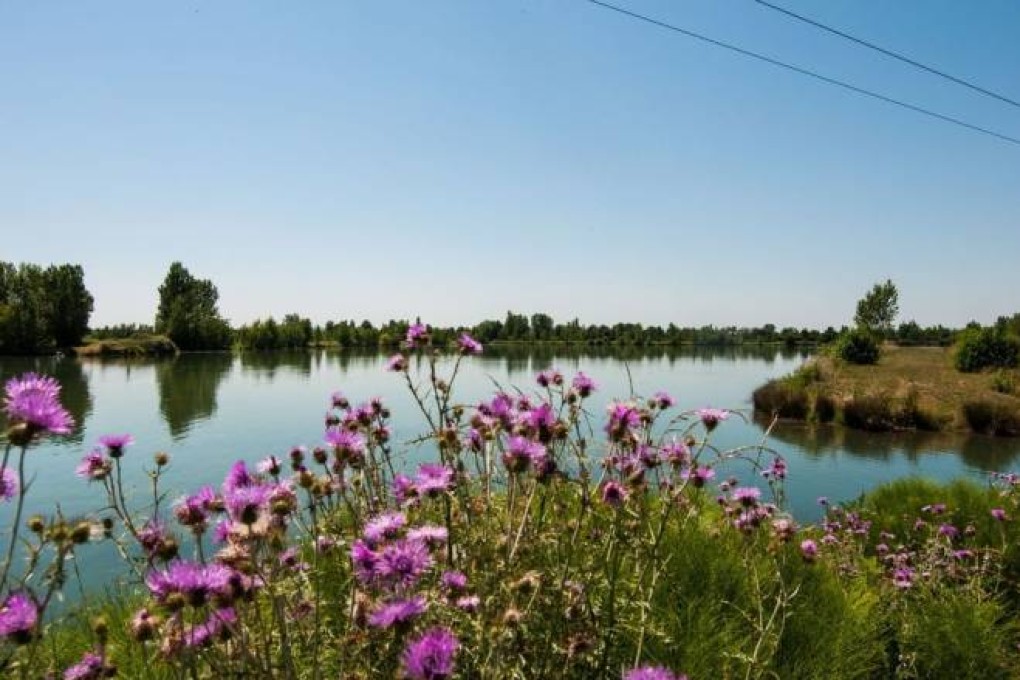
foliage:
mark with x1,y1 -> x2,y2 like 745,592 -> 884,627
991,370 -> 1015,395
962,399 -> 1020,437
0,261 -> 94,353
954,326 -> 1020,373
836,328 -> 880,365
5,339 -> 1020,678
853,279 -> 899,335
154,262 -> 232,351
237,314 -> 313,350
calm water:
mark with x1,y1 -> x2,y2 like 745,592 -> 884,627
3,347 -> 1020,593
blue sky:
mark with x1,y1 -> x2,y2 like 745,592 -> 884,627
2,1 -> 1018,329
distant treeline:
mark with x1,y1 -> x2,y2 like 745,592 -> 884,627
91,312 -> 965,352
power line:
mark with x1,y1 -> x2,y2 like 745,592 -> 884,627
581,0 -> 1020,147
753,0 -> 1020,110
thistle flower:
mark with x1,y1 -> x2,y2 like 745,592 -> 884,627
407,525 -> 448,547
992,508 -> 1008,521
182,608 -> 237,649
682,466 -> 716,488
63,651 -> 105,680
696,407 -> 729,431
571,372 -> 596,398
377,538 -> 433,589
223,461 -> 255,494
76,450 -> 112,481
457,333 -> 483,354
368,596 -> 426,629
661,441 -> 690,466
502,436 -> 546,473
363,512 -> 407,546
0,466 -> 19,502
456,595 -> 480,612
402,626 -> 459,679
601,480 -> 629,507
415,464 -> 455,498
405,323 -> 429,347
146,561 -> 233,608
800,539 -> 818,562
441,570 -> 468,592
130,608 -> 160,642
536,369 -> 562,388
97,433 -> 134,458
731,487 -> 762,507
224,484 -> 272,525
623,666 -> 687,680
0,592 -> 37,643
3,372 -> 74,441
652,391 -> 675,409
386,353 -> 408,372
257,455 -> 283,475
325,428 -> 366,465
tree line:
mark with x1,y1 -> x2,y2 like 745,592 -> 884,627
0,261 -> 1002,354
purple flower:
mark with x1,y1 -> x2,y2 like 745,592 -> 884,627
502,436 -> 546,473
660,441 -> 690,466
224,484 -> 271,524
623,666 -> 686,680
387,353 -> 408,372
377,539 -> 433,589
3,372 -> 74,439
137,519 -> 170,556
415,464 -> 455,498
441,570 -> 468,592
893,567 -> 914,589
402,626 -> 459,679
76,450 -> 112,481
0,593 -> 37,642
991,508 -> 1008,521
280,547 -> 310,572
731,487 -> 762,507
937,523 -> 959,539
800,539 -> 818,562
653,391 -> 675,409
605,402 -> 642,441
682,466 -> 716,488
456,595 -> 480,612
363,512 -> 407,546
536,369 -> 563,388
182,607 -> 237,649
0,466 -> 19,502
63,651 -> 104,680
257,455 -> 283,475
696,407 -> 729,431
97,433 -> 134,458
368,596 -> 426,629
601,481 -> 629,507
393,474 -> 417,505
407,525 -> 448,547
457,333 -> 483,355
405,323 -> 429,347
351,539 -> 380,584
325,429 -> 366,465
223,460 -> 255,494
146,561 -> 233,607
571,372 -> 596,398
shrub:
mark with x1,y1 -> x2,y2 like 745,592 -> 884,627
842,393 -> 895,431
814,393 -> 836,423
954,327 -> 1020,372
962,399 -> 1020,436
836,329 -> 880,365
752,379 -> 810,419
991,370 -> 1015,395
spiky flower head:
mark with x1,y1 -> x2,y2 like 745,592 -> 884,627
401,626 -> 459,679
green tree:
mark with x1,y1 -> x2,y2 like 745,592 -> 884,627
0,262 -> 49,353
43,264 -> 94,347
854,279 -> 899,335
155,262 -> 232,350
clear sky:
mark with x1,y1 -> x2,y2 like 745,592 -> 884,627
2,1 -> 1018,330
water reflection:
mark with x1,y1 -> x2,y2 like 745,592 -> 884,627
765,420 -> 1020,471
239,350 -> 312,377
156,354 -> 233,439
0,356 -> 93,446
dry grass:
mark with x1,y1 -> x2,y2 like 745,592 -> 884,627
818,345 -> 1020,431
74,334 -> 178,357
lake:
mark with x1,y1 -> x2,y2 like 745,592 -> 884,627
2,346 -> 1019,594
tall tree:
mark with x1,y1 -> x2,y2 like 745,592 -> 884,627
854,279 -> 899,335
43,264 -> 94,347
155,262 -> 232,350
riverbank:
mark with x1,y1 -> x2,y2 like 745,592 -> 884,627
753,346 -> 1020,436
73,334 -> 178,357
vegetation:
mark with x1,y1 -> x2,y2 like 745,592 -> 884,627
5,332 -> 1020,679
754,346 -> 1020,436
854,279 -> 899,337
0,261 -> 94,354
154,263 -> 232,351
836,328 -> 881,365
954,325 -> 1020,373
73,336 -> 178,358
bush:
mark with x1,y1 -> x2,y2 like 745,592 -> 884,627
814,393 -> 836,423
752,379 -> 810,419
954,327 -> 1020,372
842,393 -> 896,431
836,329 -> 880,365
991,370 -> 1015,395
962,399 -> 1020,436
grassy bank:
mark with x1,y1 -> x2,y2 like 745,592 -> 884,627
74,335 -> 178,358
754,346 -> 1020,435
